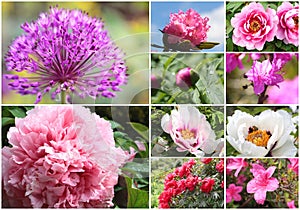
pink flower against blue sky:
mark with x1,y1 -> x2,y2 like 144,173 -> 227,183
226,184 -> 243,203
226,158 -> 248,177
247,164 -> 279,205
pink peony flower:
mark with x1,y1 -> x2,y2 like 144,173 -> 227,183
231,2 -> 278,50
176,67 -> 193,90
161,106 -> 221,157
226,53 -> 245,73
226,158 -> 248,177
276,2 -> 299,46
288,158 -> 299,175
226,184 -> 243,203
2,106 -> 133,208
245,59 -> 284,95
267,76 -> 299,104
247,164 -> 279,205
163,9 -> 210,47
287,200 -> 297,209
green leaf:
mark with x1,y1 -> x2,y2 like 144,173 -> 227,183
8,107 -> 26,118
128,122 -> 149,140
2,117 -> 15,126
125,176 -> 149,208
110,120 -> 125,130
226,19 -> 233,34
275,40 -> 283,49
226,2 -> 243,13
226,38 -> 233,51
163,53 -> 177,71
123,161 -> 149,174
264,43 -> 275,51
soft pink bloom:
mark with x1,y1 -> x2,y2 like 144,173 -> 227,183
231,2 -> 278,50
247,164 -> 279,205
226,53 -> 245,73
2,106 -> 133,208
226,184 -> 243,203
176,67 -> 192,90
161,106 -> 220,157
134,140 -> 146,151
245,60 -> 284,95
288,158 -> 299,175
267,76 -> 299,104
226,158 -> 248,177
276,2 -> 299,46
287,200 -> 297,209
163,9 -> 210,46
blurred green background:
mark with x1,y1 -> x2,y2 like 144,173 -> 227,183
2,1 -> 149,104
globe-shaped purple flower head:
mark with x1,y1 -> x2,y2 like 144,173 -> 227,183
4,7 -> 128,103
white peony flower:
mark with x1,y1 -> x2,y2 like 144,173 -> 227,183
227,109 -> 297,157
161,106 -> 222,157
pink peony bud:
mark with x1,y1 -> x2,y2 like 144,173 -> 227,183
176,67 -> 196,90
151,74 -> 162,89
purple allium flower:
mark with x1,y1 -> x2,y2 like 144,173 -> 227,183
4,7 -> 127,104
245,59 -> 284,95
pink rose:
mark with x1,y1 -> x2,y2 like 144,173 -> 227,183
276,2 -> 299,46
231,2 -> 278,50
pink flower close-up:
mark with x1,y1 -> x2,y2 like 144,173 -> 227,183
245,59 -> 284,95
247,164 -> 279,205
288,158 -> 299,175
276,2 -> 299,46
226,158 -> 248,177
161,106 -> 221,157
226,184 -> 243,203
287,200 -> 297,209
163,8 -> 210,47
267,76 -> 299,104
2,106 -> 133,208
176,67 -> 192,90
231,2 -> 278,50
226,53 -> 245,73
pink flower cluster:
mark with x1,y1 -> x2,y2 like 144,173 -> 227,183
2,106 -> 133,208
163,9 -> 210,47
158,159 -> 221,208
231,2 -> 298,50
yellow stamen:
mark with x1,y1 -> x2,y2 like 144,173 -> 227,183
246,128 -> 271,147
180,129 -> 195,140
250,20 -> 261,33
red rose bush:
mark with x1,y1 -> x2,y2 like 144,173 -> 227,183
158,158 -> 224,208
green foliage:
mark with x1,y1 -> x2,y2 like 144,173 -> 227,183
151,106 -> 224,157
151,53 -> 224,104
226,159 -> 298,208
125,176 -> 149,208
226,2 -> 298,52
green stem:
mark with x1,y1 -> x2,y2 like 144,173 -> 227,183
61,91 -> 67,104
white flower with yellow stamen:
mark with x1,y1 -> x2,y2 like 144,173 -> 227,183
161,106 -> 221,157
227,109 -> 297,157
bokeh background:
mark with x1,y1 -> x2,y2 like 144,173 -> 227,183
2,1 -> 149,104
151,1 -> 224,52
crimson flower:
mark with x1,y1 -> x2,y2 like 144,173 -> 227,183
200,177 -> 215,193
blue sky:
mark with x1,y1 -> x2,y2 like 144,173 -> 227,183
151,1 -> 224,52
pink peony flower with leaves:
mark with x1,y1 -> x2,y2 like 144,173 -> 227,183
163,9 -> 210,47
231,2 -> 278,51
226,184 -> 243,203
161,106 -> 222,157
2,106 -> 133,208
276,2 -> 299,46
226,53 -> 245,73
247,164 -> 279,205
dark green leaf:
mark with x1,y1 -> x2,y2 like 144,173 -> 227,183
125,176 -> 149,208
110,120 -> 125,130
226,2 -> 243,12
128,122 -> 149,140
2,117 -> 15,126
227,38 -> 233,51
8,107 -> 26,118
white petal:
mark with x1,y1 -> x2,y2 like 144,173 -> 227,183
271,138 -> 297,157
161,113 -> 171,133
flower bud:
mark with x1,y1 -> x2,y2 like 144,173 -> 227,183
176,67 -> 198,91
151,74 -> 162,89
